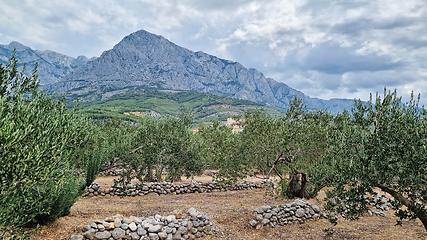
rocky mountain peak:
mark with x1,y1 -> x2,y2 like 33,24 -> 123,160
110,29 -> 193,64
15,29 -> 355,113
8,41 -> 29,51
46,29 -> 356,112
0,42 -> 93,85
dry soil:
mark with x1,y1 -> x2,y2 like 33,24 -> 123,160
30,175 -> 426,240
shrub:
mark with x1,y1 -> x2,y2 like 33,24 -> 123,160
0,52 -> 90,234
0,93 -> 88,227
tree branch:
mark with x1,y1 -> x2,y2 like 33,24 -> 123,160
100,145 -> 144,172
376,183 -> 412,208
272,166 -> 283,179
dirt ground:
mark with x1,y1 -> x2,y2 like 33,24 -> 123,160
30,175 -> 426,240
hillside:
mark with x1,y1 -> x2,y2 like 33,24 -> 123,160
40,30 -> 355,113
70,87 -> 281,122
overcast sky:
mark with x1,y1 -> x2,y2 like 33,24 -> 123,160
1,0 -> 426,105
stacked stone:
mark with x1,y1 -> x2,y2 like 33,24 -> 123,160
84,182 -> 107,197
367,190 -> 392,217
84,180 -> 272,198
69,208 -> 221,240
204,170 -> 220,176
249,199 -> 325,229
335,190 -> 392,217
97,168 -> 123,176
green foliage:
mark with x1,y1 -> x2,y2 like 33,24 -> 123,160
0,50 -> 39,102
324,88 -> 427,230
197,96 -> 333,195
239,97 -> 332,198
114,109 -> 205,191
0,93 -> 88,227
80,118 -> 136,187
199,120 -> 247,183
0,52 -> 90,234
70,88 -> 280,123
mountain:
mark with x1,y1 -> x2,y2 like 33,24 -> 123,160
42,30 -> 354,112
0,41 -> 95,85
1,31 -> 355,113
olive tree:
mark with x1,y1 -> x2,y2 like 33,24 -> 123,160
0,50 -> 39,102
324,89 -> 427,231
0,52 -> 93,238
78,118 -> 137,187
199,120 -> 248,184
240,97 -> 332,198
115,110 -> 205,190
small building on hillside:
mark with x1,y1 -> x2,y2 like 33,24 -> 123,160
227,117 -> 246,133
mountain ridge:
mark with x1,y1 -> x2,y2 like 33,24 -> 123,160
0,41 -> 95,85
2,30 -> 355,112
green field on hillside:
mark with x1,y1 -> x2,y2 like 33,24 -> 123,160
67,88 -> 282,123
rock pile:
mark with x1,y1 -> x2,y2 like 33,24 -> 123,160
249,199 -> 325,229
203,170 -> 220,176
83,180 -> 275,198
97,168 -> 123,177
333,190 -> 393,217
70,208 -> 222,240
367,190 -> 392,217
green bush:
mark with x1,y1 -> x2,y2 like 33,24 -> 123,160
0,93 -> 88,227
0,52 -> 90,233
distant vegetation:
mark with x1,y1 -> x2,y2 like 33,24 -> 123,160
1,53 -> 427,239
66,87 -> 282,123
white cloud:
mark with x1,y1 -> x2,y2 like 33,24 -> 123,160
192,24 -> 207,40
1,0 -> 427,105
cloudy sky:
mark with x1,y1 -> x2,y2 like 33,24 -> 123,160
1,0 -> 426,104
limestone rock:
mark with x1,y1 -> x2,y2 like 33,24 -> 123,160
130,232 -> 140,240
69,235 -> 83,240
148,233 -> 160,240
138,227 -> 147,236
148,225 -> 162,233
114,218 -> 122,228
295,208 -> 305,218
83,228 -> 96,240
42,30 -> 354,114
172,209 -> 183,219
128,222 -> 137,231
249,219 -> 259,227
158,231 -> 168,239
94,231 -> 111,239
112,228 -> 126,239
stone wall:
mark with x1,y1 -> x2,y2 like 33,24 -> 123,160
249,199 -> 325,229
83,180 -> 276,198
331,190 -> 392,217
70,208 -> 221,240
97,168 -> 123,177
248,191 -> 393,231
